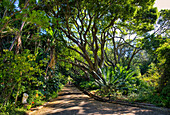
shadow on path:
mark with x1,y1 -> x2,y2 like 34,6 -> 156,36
32,85 -> 168,115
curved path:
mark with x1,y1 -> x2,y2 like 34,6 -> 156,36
30,85 -> 168,115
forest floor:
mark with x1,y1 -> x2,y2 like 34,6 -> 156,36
27,85 -> 169,115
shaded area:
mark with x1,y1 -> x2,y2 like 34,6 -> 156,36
32,85 -> 168,115
58,92 -> 82,96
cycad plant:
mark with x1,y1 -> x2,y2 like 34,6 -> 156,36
94,64 -> 135,99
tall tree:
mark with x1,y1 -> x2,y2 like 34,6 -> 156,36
42,0 -> 158,79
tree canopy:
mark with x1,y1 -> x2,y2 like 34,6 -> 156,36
1,0 -> 170,112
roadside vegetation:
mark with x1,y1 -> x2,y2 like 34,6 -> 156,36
0,0 -> 169,114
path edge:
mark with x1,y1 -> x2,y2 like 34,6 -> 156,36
75,84 -> 170,113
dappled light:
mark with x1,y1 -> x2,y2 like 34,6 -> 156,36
0,0 -> 169,114
32,85 -> 167,115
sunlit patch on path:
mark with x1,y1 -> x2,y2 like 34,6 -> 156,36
30,85 -> 168,115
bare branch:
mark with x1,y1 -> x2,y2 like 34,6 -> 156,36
104,50 -> 115,67
9,21 -> 26,51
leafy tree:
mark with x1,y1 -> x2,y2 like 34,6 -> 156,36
0,1 -> 68,111
0,50 -> 44,105
41,0 -> 158,79
141,9 -> 170,90
0,0 -> 50,55
156,40 -> 170,92
142,9 -> 169,59
155,9 -> 170,38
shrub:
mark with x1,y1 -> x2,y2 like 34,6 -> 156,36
0,49 -> 44,106
94,65 -> 135,98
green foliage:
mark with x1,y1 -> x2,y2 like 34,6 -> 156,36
141,63 -> 160,87
156,40 -> 170,61
0,102 -> 26,115
0,0 -> 169,110
27,10 -> 50,29
0,49 -> 44,105
0,49 -> 67,113
142,34 -> 166,56
79,78 -> 99,90
128,66 -> 170,108
44,73 -> 66,99
94,65 -> 135,97
157,9 -> 170,38
131,91 -> 170,108
139,9 -> 170,107
156,40 -> 170,107
27,90 -> 44,107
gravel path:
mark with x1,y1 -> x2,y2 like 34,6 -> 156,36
30,85 -> 169,115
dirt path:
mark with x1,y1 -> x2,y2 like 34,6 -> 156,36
30,85 -> 169,115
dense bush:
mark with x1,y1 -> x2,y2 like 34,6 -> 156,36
79,79 -> 99,90
93,65 -> 136,98
0,50 -> 44,105
0,50 -> 67,114
141,63 -> 160,88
